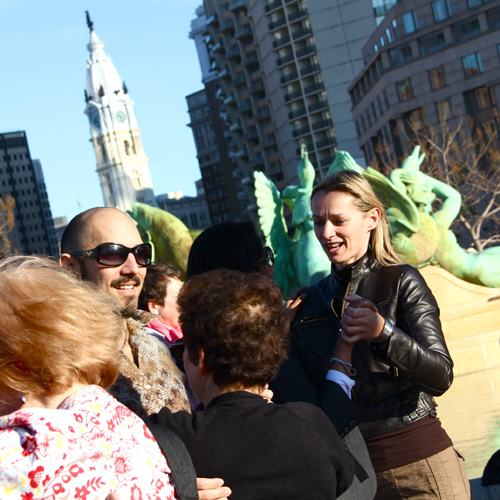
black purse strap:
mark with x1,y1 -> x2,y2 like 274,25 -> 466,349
142,416 -> 199,500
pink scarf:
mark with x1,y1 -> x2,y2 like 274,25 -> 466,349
146,318 -> 183,344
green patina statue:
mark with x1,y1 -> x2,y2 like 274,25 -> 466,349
329,146 -> 500,288
128,202 -> 198,276
254,145 -> 331,295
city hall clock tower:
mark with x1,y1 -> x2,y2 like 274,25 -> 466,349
84,12 -> 156,212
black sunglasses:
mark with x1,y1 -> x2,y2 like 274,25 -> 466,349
69,242 -> 152,267
171,339 -> 185,361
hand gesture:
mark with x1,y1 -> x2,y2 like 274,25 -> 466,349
284,286 -> 308,323
340,294 -> 385,344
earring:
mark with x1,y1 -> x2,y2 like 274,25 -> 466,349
20,392 -> 26,405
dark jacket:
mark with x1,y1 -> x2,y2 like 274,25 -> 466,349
150,391 -> 355,500
270,253 -> 454,439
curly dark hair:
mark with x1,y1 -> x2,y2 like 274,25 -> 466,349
138,263 -> 182,310
178,269 -> 290,389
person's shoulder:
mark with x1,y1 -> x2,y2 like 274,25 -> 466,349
278,400 -> 334,426
374,262 -> 422,280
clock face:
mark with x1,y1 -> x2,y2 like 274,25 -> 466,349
93,115 -> 101,129
116,110 -> 127,123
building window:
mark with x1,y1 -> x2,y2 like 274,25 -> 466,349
475,86 -> 496,110
124,140 -> 130,155
432,0 -> 451,22
377,95 -> 384,116
482,119 -> 499,138
488,7 -> 500,30
429,67 -> 446,89
468,0 -> 485,7
392,19 -> 399,40
402,11 -> 419,34
389,43 -> 413,66
462,53 -> 483,78
386,28 -> 392,44
436,98 -> 453,120
419,32 -> 446,55
396,78 -> 413,101
383,89 -> 390,109
452,18 -> 480,42
409,108 -> 426,131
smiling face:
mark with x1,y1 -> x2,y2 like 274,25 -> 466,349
311,190 -> 380,270
70,209 -> 147,317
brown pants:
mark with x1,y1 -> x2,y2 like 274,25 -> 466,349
375,446 -> 471,500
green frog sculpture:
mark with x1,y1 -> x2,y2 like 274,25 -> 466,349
254,145 -> 331,295
329,146 -> 500,288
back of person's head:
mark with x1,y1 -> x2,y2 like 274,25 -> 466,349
186,222 -> 266,278
312,170 -> 401,266
138,263 -> 182,310
178,269 -> 289,390
0,256 -> 122,397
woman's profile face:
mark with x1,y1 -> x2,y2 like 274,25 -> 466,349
311,190 -> 379,270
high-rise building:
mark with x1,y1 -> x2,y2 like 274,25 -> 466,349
156,180 -> 211,230
0,131 -> 58,256
200,0 -> 388,219
348,0 -> 500,164
84,12 -> 156,213
188,6 -> 247,222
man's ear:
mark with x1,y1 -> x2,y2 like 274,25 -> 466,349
198,349 -> 209,376
147,300 -> 159,315
59,254 -> 82,278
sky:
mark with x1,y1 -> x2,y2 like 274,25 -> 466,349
0,0 -> 204,222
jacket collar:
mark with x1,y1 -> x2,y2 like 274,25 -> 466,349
206,391 -> 267,410
328,252 -> 374,287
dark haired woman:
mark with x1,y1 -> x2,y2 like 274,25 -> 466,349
148,269 -> 357,499
186,222 -> 274,278
271,170 -> 470,499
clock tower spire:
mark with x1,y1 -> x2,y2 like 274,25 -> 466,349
84,12 -> 156,212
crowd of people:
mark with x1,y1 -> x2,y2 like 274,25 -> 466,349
0,171 -> 471,499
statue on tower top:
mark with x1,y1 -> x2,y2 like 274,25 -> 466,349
85,11 -> 94,32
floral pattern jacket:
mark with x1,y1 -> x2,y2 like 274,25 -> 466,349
0,385 -> 177,500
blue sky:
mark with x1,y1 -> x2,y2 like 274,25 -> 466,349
0,0 -> 204,222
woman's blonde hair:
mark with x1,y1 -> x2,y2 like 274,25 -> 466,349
312,170 -> 402,266
0,256 -> 123,396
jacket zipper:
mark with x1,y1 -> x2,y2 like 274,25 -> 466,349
330,282 -> 352,320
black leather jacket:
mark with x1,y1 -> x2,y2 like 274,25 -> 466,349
271,253 -> 454,439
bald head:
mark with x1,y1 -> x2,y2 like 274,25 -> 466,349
61,208 -> 139,254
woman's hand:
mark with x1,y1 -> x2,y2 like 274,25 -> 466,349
284,286 -> 308,323
105,478 -> 232,500
197,478 -> 232,500
340,295 -> 385,344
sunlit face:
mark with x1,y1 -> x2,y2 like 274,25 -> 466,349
77,210 -> 147,317
311,190 -> 380,270
154,278 -> 183,328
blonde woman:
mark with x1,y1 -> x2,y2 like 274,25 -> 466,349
271,171 -> 470,500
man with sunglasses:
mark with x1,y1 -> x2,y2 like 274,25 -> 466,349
60,208 -> 232,500
60,207 -> 190,414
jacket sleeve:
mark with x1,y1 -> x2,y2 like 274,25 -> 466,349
270,339 -> 363,437
372,265 -> 453,396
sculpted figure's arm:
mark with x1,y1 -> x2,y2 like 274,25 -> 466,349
341,268 -> 453,397
418,172 -> 461,229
